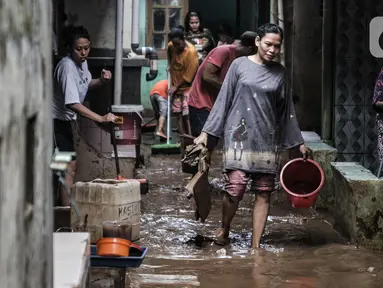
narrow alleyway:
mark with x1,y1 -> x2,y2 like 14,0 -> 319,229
92,137 -> 383,287
129,141 -> 383,287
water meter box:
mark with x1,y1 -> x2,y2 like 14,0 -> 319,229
71,179 -> 141,243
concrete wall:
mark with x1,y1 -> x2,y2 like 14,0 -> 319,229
64,0 -> 133,49
0,0 -> 53,287
331,162 -> 383,250
291,0 -> 323,133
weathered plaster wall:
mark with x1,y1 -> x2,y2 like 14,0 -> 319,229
0,0 -> 53,287
64,0 -> 133,49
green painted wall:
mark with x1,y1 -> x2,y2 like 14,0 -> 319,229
141,61 -> 168,109
140,0 -> 167,110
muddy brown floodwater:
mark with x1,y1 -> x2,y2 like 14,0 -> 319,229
92,145 -> 383,287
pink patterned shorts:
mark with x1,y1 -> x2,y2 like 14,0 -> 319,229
224,170 -> 275,200
172,90 -> 189,116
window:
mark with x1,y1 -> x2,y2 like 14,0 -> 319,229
147,0 -> 189,58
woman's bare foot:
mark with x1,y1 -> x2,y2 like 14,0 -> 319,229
214,228 -> 230,246
156,131 -> 167,139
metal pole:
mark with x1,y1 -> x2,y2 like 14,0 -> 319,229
167,72 -> 171,145
114,0 -> 124,105
270,0 -> 277,24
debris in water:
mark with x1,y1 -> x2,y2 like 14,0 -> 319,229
216,248 -> 227,256
357,268 -> 366,273
367,267 -> 375,273
185,234 -> 214,248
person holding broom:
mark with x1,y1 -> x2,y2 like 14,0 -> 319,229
167,27 -> 199,136
193,23 -> 308,248
149,79 -> 169,140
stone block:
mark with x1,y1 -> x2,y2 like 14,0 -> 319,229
302,131 -> 322,142
331,162 -> 383,250
71,179 -> 141,243
75,134 -> 135,182
306,142 -> 338,210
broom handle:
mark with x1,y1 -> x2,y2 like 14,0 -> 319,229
167,71 -> 171,145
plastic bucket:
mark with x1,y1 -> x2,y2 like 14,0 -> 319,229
280,158 -> 325,208
111,105 -> 144,145
102,220 -> 133,241
96,237 -> 131,257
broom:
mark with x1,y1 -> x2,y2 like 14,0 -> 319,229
151,71 -> 181,155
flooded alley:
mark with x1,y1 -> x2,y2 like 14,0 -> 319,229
110,146 -> 383,288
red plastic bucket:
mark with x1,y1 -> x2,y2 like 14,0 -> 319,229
111,105 -> 144,145
280,158 -> 324,208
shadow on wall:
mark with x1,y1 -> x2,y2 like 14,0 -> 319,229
189,0 -> 237,38
64,0 -> 117,49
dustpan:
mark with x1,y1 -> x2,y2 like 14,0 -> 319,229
185,153 -> 211,223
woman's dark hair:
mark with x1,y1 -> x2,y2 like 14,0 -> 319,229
256,23 -> 283,41
62,25 -> 90,48
184,11 -> 203,33
169,27 -> 185,41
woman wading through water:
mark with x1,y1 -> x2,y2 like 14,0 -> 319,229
194,23 -> 308,247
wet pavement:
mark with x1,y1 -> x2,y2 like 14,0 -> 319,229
92,140 -> 383,287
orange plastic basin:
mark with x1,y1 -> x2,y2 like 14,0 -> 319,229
96,237 -> 131,257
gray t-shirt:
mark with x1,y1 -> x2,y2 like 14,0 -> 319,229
202,56 -> 304,174
52,56 -> 92,120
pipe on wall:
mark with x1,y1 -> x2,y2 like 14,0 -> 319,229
134,47 -> 158,81
131,0 -> 140,51
114,0 -> 124,105
131,0 -> 158,81
270,0 -> 278,24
